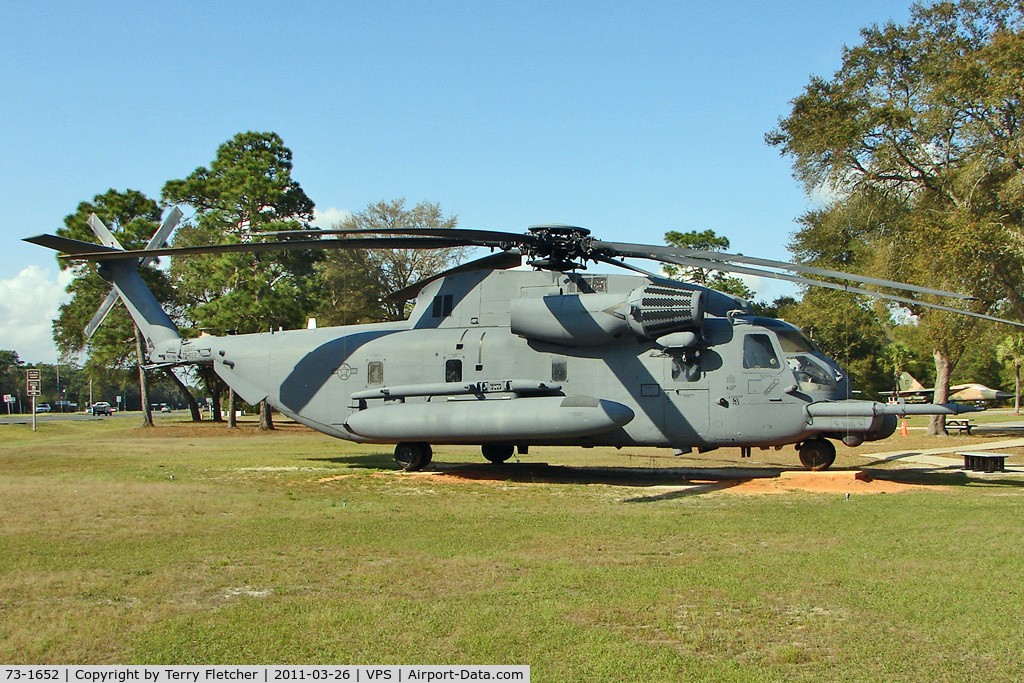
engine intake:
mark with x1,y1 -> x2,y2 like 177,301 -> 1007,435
626,286 -> 704,338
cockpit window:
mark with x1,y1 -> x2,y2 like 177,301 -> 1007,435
758,319 -> 817,353
775,329 -> 815,353
787,355 -> 838,391
743,334 -> 781,370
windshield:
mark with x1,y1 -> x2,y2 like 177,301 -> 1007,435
786,354 -> 838,392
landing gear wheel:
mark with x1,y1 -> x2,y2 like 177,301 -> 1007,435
798,439 -> 836,471
395,442 -> 432,471
481,442 -> 514,464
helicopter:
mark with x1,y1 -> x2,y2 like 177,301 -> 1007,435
26,217 -> 1020,472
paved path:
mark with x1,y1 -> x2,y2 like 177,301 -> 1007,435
856,437 -> 1024,471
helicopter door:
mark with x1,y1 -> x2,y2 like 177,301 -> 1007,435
735,332 -> 790,440
661,350 -> 710,443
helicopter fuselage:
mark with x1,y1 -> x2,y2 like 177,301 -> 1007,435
152,268 -> 897,461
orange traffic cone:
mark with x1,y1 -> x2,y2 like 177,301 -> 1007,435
900,419 -> 909,436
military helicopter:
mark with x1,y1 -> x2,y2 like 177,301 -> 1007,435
25,216 -> 1020,472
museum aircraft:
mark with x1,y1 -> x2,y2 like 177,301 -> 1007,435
888,372 -> 1014,404
26,217 -> 1023,472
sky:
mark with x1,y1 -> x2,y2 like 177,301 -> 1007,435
0,0 -> 915,364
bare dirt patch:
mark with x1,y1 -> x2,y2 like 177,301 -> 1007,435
316,474 -> 359,483
710,470 -> 935,495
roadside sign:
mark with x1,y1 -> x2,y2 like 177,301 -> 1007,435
26,369 -> 41,396
3,394 -> 14,403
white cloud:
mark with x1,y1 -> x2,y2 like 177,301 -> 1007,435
0,265 -> 73,364
312,206 -> 352,229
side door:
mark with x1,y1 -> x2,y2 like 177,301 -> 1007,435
661,349 -> 710,444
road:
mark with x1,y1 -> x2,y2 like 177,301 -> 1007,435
0,411 -> 139,426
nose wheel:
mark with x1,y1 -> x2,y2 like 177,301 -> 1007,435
798,439 -> 836,471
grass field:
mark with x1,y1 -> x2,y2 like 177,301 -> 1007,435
3,414 -> 1024,680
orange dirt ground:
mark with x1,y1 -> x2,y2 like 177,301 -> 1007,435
382,466 -> 933,495
705,470 -> 930,495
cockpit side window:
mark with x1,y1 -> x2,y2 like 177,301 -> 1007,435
743,334 -> 781,370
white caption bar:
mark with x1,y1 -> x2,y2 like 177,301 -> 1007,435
2,667 -> 529,683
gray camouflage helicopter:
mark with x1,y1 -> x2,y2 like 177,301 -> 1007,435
27,217 -> 1018,471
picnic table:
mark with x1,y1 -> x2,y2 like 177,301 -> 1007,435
959,451 -> 1007,473
946,418 -> 975,435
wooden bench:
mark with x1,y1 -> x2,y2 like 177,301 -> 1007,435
946,418 -> 975,435
960,451 -> 1007,473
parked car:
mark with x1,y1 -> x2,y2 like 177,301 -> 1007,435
160,405 -> 172,413
91,401 -> 113,416
35,403 -> 51,413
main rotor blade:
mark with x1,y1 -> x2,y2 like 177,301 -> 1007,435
385,251 -> 523,302
657,252 -> 1024,328
23,234 -> 122,255
49,236 -> 479,261
594,240 -> 975,301
588,252 -> 660,278
262,227 -> 533,250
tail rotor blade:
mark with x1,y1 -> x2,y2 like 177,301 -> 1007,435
87,214 -> 123,250
81,207 -> 185,338
84,289 -> 120,339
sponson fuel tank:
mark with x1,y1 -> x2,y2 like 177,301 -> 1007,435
344,395 -> 635,442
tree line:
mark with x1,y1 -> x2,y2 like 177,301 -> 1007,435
766,0 -> 1024,431
47,132 -> 463,426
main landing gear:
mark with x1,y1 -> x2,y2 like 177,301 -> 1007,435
797,438 -> 837,471
481,442 -> 514,464
394,442 -> 516,471
394,442 -> 432,471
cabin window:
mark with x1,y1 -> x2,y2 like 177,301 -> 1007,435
368,361 -> 384,385
432,294 -> 454,318
566,275 -> 607,293
671,352 -> 701,382
743,334 -> 780,370
551,358 -> 568,382
445,359 -> 463,383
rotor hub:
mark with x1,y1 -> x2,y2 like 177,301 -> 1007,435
525,224 -> 594,270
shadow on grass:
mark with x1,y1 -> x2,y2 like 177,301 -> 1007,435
310,454 -> 788,487
308,453 -> 399,469
868,467 -> 1024,489
972,426 -> 1024,438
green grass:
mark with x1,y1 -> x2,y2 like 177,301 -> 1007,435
3,416 -> 1024,681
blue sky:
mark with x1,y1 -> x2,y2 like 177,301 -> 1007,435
0,0 -> 914,363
